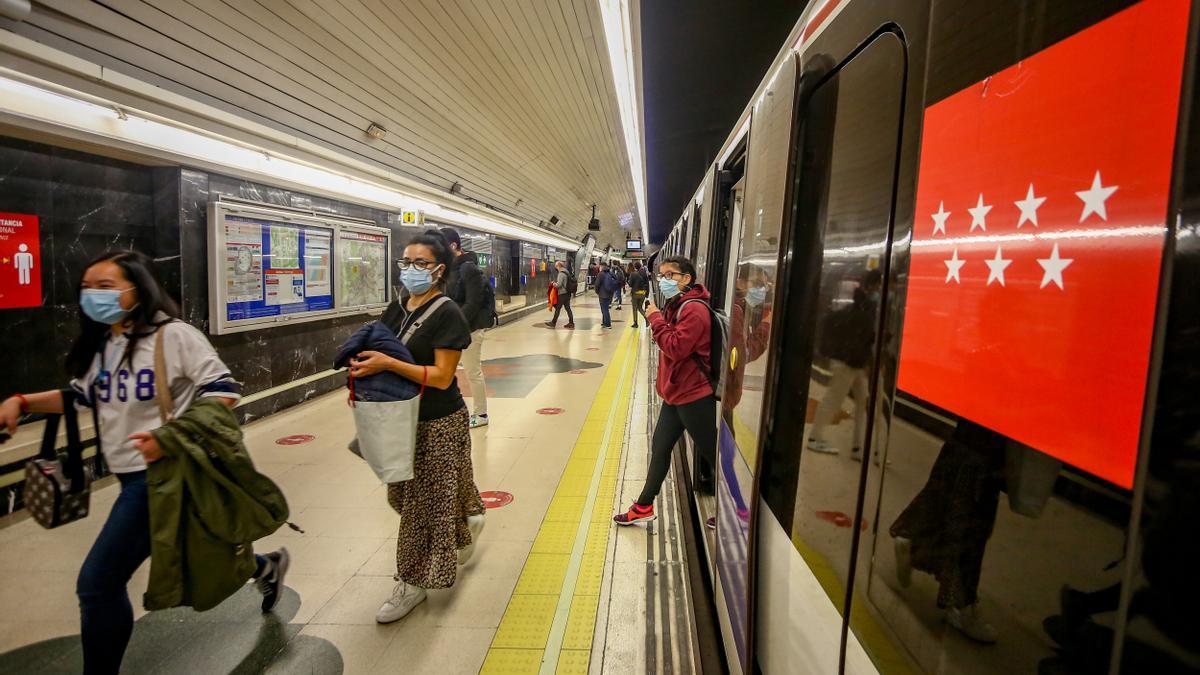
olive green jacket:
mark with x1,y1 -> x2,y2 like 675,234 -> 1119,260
145,398 -> 290,611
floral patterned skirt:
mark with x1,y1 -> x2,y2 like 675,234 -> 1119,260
386,406 -> 485,589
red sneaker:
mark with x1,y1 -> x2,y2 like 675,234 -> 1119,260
613,502 -> 655,526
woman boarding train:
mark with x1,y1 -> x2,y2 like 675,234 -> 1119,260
614,255 -> 719,525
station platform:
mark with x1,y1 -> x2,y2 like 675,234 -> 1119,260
0,299 -> 701,674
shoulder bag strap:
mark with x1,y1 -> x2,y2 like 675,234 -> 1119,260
154,322 -> 176,423
59,389 -> 86,490
400,296 -> 453,345
37,404 -> 61,462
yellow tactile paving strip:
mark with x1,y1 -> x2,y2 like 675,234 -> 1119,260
481,331 -> 638,674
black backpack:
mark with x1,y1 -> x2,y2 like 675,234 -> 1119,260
564,269 -> 578,295
481,281 -> 498,327
676,298 -> 731,401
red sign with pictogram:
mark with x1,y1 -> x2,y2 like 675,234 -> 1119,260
0,213 -> 42,310
897,0 -> 1189,489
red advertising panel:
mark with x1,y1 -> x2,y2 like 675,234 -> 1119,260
0,213 -> 42,309
897,0 -> 1189,488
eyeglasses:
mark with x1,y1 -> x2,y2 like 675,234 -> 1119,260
657,271 -> 687,281
397,258 -> 439,271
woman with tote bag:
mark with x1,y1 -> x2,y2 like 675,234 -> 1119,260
347,230 -> 487,624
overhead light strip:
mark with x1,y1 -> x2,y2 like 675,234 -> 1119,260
0,74 -> 581,251
598,0 -> 649,243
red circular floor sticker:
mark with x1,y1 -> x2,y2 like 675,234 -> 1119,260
275,434 -> 315,445
585,347 -> 600,351
537,407 -> 564,415
569,369 -> 586,375
480,491 -> 513,509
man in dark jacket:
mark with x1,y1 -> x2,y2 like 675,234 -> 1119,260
596,263 -> 618,329
440,227 -> 490,428
627,262 -> 650,328
545,260 -> 576,329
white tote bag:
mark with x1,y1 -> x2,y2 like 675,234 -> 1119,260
348,297 -> 449,483
351,394 -> 420,483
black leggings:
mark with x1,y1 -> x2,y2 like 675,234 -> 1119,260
638,396 -> 718,505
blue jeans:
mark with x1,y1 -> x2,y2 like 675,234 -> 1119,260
599,297 -> 612,326
613,288 -> 623,306
77,471 -> 266,674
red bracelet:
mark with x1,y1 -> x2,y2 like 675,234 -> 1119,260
14,393 -> 29,413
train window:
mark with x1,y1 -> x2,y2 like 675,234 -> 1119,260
858,1 -> 1193,674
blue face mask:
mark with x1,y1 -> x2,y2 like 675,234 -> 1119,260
80,288 -> 134,324
401,267 -> 436,294
658,277 -> 682,300
746,286 -> 767,307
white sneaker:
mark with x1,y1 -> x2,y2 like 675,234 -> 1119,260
375,581 -> 427,624
807,438 -> 838,454
458,513 -> 486,565
470,414 -> 489,429
945,604 -> 998,644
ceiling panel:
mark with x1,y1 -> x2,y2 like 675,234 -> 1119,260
2,0 -> 641,247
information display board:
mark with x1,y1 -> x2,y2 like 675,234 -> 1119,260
209,201 -> 391,334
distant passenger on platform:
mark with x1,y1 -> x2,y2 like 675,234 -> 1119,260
595,262 -> 619,329
627,262 -> 650,328
545,260 -> 576,329
807,269 -> 882,461
349,230 -> 486,624
0,250 -> 288,675
440,227 -> 490,429
614,255 -> 717,526
611,262 -> 626,310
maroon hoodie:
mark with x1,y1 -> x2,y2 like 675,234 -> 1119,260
649,284 -> 714,405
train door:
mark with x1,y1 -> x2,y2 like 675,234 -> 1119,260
712,52 -> 798,674
754,31 -> 908,674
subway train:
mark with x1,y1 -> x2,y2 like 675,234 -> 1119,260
650,0 -> 1200,673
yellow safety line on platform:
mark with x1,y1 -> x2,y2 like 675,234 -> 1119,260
481,330 -> 639,675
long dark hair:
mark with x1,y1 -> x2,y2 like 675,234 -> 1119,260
66,250 -> 180,378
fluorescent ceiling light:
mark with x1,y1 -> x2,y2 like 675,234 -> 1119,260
0,74 -> 580,251
598,0 -> 649,243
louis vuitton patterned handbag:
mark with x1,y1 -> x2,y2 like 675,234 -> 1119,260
23,390 -> 91,529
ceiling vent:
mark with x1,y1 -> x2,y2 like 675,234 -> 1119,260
365,123 -> 387,139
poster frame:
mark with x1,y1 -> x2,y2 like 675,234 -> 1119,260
207,200 -> 391,335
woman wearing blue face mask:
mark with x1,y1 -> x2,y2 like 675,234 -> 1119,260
348,230 -> 486,624
0,250 -> 287,675
614,255 -> 718,526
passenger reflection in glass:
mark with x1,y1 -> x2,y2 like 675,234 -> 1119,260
719,264 -> 773,521
889,420 -> 1004,643
807,270 -> 881,461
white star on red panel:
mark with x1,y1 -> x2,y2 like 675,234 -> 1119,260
985,247 -> 1012,286
931,201 -> 950,235
1014,184 -> 1047,228
1076,171 -> 1118,222
967,194 -> 992,232
944,248 -> 965,284
1037,244 -> 1073,289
